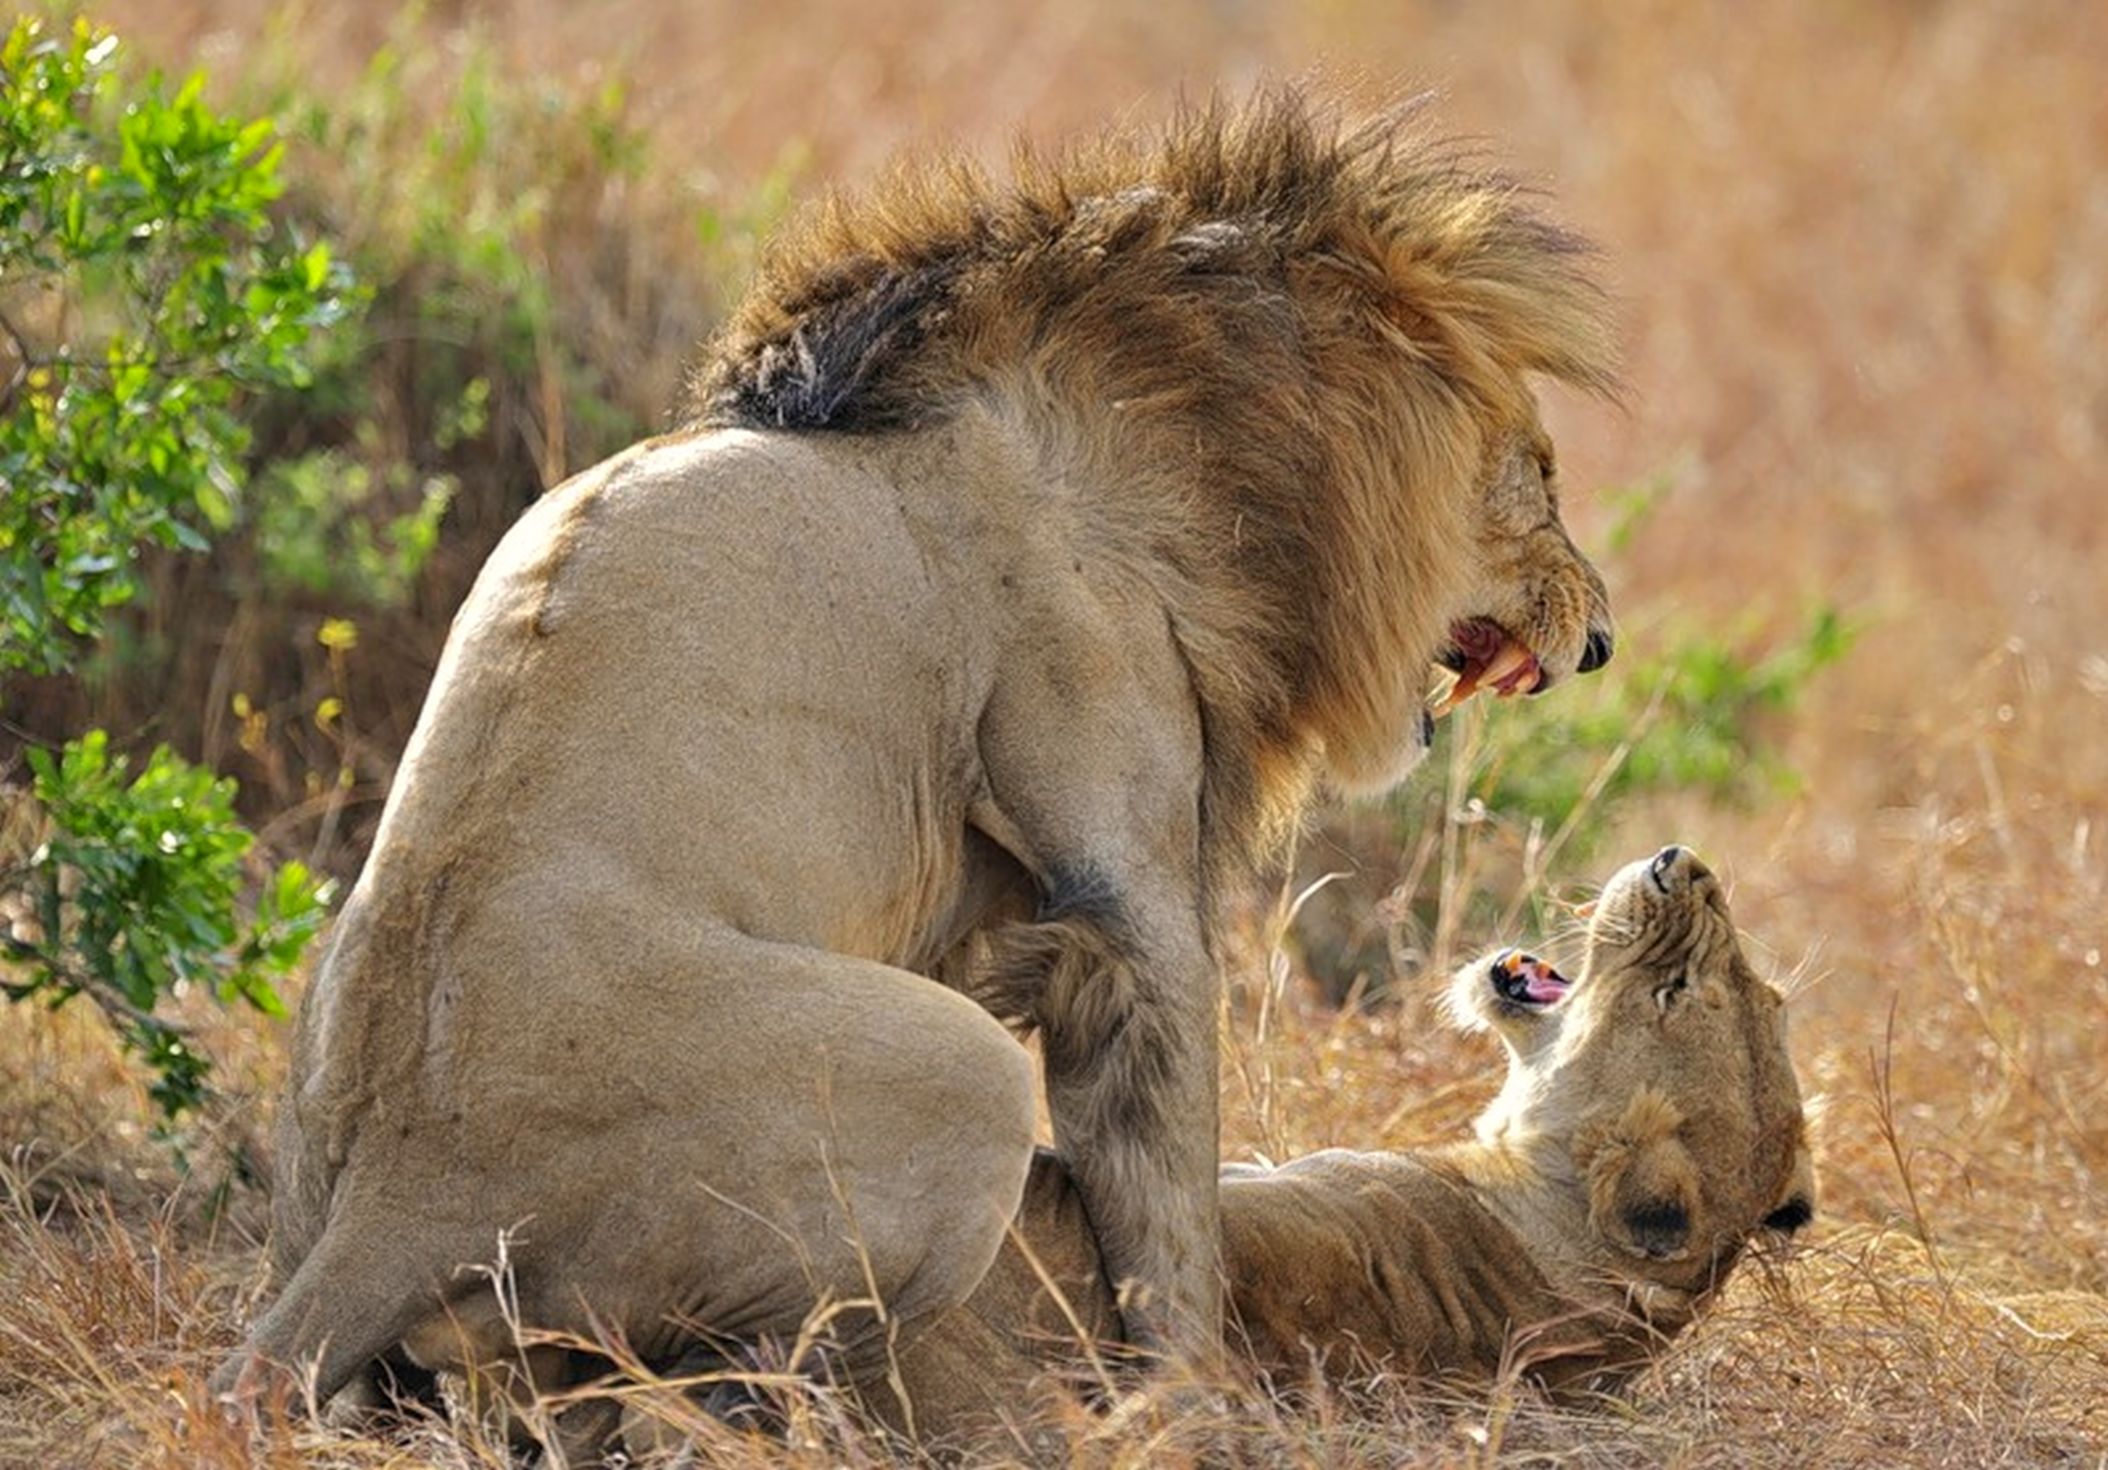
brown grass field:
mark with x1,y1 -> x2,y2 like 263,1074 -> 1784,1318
4,1 -> 2106,1465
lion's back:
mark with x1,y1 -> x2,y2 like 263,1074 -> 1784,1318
364,428 -> 997,949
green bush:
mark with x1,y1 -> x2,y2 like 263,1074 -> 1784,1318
248,444 -> 455,604
0,17 -> 356,673
3,17 -> 767,849
1,16 -> 336,1123
234,23 -> 724,596
3,733 -> 327,1118
1469,605 -> 1855,852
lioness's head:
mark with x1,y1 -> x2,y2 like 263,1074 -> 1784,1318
1454,845 -> 1813,1283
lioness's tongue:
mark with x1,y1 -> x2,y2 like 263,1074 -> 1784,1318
1520,959 -> 1571,1003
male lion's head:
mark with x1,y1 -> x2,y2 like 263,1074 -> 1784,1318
1330,416 -> 1618,796
1454,845 -> 1813,1281
1431,425 -> 1615,712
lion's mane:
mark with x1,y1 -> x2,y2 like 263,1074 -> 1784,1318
690,89 -> 1619,871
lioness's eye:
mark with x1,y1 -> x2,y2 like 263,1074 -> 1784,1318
1652,974 -> 1687,1013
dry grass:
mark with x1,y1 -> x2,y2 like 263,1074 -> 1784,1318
5,0 -> 2107,1464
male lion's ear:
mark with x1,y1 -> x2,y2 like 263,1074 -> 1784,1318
1578,1088 -> 1700,1263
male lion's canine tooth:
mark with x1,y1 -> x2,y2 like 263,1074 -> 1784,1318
1481,640 -> 1533,692
1432,677 -> 1473,716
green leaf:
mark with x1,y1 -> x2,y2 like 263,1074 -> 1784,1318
5,729 -> 332,1121
166,519 -> 210,552
0,15 -> 357,673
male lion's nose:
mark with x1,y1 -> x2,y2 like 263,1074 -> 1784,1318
1578,626 -> 1615,674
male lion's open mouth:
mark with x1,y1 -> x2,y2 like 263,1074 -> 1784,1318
1490,949 -> 1572,1008
1430,617 -> 1545,715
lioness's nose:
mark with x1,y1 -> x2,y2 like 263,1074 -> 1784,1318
1578,626 -> 1615,674
1649,844 -> 1710,890
1651,845 -> 1685,880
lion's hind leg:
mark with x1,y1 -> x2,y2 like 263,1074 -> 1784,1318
209,1192 -> 471,1408
585,932 -> 1041,1424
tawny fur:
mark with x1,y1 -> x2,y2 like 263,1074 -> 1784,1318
217,87 -> 1620,1409
878,848 -> 1814,1454
693,87 -> 1619,856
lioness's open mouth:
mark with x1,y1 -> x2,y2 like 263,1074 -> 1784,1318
1490,949 -> 1572,1007
1430,617 -> 1545,714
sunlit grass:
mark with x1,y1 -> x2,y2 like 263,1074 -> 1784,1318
5,0 -> 2104,1463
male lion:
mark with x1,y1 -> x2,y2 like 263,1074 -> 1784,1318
871,845 -> 1815,1451
216,90 -> 1617,1407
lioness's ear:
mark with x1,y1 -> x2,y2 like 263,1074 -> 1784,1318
1762,1197 -> 1812,1233
1578,1088 -> 1700,1262
1762,1136 -> 1817,1236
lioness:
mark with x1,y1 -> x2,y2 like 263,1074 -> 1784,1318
877,846 -> 1814,1448
217,91 -> 1617,1405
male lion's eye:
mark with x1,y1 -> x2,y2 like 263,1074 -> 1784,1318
1652,974 -> 1687,1013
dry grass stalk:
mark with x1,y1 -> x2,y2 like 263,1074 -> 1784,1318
5,0 -> 2106,1464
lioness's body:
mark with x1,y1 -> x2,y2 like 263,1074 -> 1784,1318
894,1146 -> 1625,1439
225,93 -> 1622,1402
1224,1149 -> 1621,1384
886,848 -> 1815,1451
